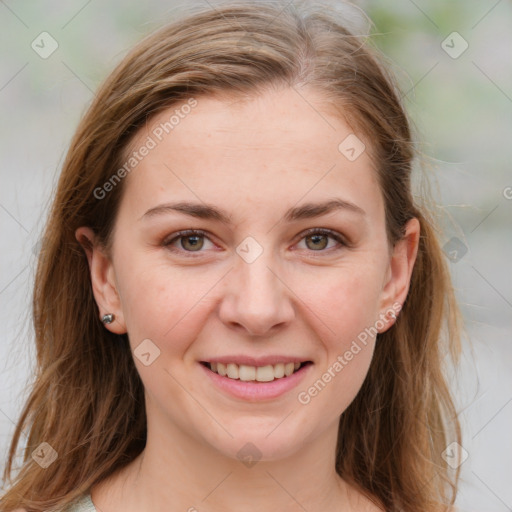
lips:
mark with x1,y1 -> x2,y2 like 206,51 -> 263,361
199,359 -> 313,401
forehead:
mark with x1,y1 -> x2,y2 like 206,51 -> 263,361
117,86 -> 382,221
135,87 -> 360,155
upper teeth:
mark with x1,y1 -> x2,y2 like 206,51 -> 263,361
210,362 -> 301,382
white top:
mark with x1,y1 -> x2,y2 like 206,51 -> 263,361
63,493 -> 96,512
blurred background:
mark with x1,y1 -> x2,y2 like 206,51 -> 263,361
0,1 -> 511,510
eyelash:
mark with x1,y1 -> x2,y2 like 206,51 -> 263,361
163,228 -> 348,257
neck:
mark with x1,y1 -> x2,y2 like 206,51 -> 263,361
90,412 -> 372,512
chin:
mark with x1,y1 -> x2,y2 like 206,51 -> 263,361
210,424 -> 310,464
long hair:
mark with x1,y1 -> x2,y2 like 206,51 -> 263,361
1,2 -> 462,511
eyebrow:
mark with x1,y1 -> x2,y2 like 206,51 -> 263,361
139,198 -> 366,224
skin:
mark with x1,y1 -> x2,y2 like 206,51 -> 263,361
75,85 -> 420,512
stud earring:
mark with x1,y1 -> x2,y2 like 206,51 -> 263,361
102,313 -> 115,324
385,309 -> 398,322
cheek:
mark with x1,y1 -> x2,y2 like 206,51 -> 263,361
293,259 -> 385,341
115,259 -> 214,355
290,261 -> 384,410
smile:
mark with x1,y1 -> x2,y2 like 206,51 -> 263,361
201,361 -> 312,382
199,360 -> 313,401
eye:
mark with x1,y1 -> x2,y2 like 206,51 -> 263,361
295,228 -> 347,253
163,229 -> 215,255
163,228 -> 347,257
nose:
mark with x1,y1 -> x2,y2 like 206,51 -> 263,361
218,248 -> 295,337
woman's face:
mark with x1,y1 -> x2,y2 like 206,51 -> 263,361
79,86 -> 418,462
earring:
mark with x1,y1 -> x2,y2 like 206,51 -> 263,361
386,310 -> 398,322
102,313 -> 115,324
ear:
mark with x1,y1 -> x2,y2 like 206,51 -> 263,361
75,226 -> 127,334
377,217 -> 420,333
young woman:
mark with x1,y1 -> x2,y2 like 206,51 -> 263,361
1,1 -> 462,511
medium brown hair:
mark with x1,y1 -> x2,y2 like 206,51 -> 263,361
1,2 -> 462,511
